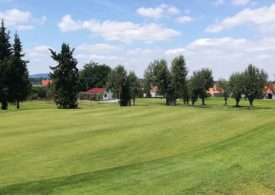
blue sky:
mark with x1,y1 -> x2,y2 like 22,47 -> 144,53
1,0 -> 275,79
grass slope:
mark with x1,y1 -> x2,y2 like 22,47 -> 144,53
0,98 -> 274,194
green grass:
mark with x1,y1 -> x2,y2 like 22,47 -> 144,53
0,98 -> 274,194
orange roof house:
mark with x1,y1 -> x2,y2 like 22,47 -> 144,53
264,84 -> 275,94
41,79 -> 52,87
207,85 -> 221,96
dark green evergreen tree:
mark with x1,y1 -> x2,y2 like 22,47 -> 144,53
8,33 -> 31,109
50,43 -> 80,109
0,20 -> 12,110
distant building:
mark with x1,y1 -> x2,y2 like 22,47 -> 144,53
41,79 -> 52,87
207,85 -> 222,97
80,88 -> 113,101
264,84 -> 275,100
150,86 -> 160,97
144,86 -> 162,98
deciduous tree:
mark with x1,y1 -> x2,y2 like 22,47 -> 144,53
107,65 -> 131,106
170,55 -> 188,104
79,62 -> 111,91
128,71 -> 141,105
217,79 -> 231,106
242,64 -> 267,107
229,73 -> 244,107
190,68 -> 214,105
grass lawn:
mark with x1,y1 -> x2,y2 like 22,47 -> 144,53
0,98 -> 274,194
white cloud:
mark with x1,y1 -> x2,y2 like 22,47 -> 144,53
165,37 -> 275,79
126,48 -> 163,56
26,45 -> 53,74
26,37 -> 275,80
58,15 -> 82,32
58,15 -> 181,43
27,45 -> 52,57
176,16 -> 193,24
137,4 -> 181,19
137,7 -> 163,19
0,9 -> 46,30
206,3 -> 275,32
164,48 -> 186,56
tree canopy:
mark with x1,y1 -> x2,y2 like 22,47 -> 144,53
242,64 -> 268,107
79,62 -> 111,91
189,68 -> 214,105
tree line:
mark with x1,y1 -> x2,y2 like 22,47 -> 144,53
0,19 -> 269,110
143,56 -> 268,108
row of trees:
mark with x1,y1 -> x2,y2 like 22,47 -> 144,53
49,44 -> 142,108
143,56 -> 268,108
0,19 -> 268,109
144,56 -> 214,106
0,20 -> 31,110
107,66 -> 141,106
218,65 -> 268,107
32,44 -> 270,109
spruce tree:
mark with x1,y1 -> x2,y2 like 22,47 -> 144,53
8,33 -> 31,109
0,20 -> 12,110
50,43 -> 80,109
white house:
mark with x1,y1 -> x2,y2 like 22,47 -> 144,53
80,88 -> 113,101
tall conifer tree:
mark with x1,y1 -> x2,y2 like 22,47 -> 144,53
8,33 -> 31,109
50,43 -> 80,109
0,20 -> 12,110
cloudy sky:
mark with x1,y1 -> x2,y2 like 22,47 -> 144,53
1,0 -> 275,79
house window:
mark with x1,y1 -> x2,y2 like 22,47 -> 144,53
104,94 -> 107,98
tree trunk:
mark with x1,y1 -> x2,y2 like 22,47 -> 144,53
1,101 -> 8,110
248,98 -> 254,108
133,98 -> 135,106
16,100 -> 20,109
224,96 -> 228,106
235,98 -> 240,107
166,98 -> 170,106
192,100 -> 195,106
170,98 -> 176,106
201,96 -> 205,105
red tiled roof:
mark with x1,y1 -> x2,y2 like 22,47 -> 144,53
84,88 -> 106,94
41,79 -> 52,87
264,84 -> 275,94
208,85 -> 220,95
